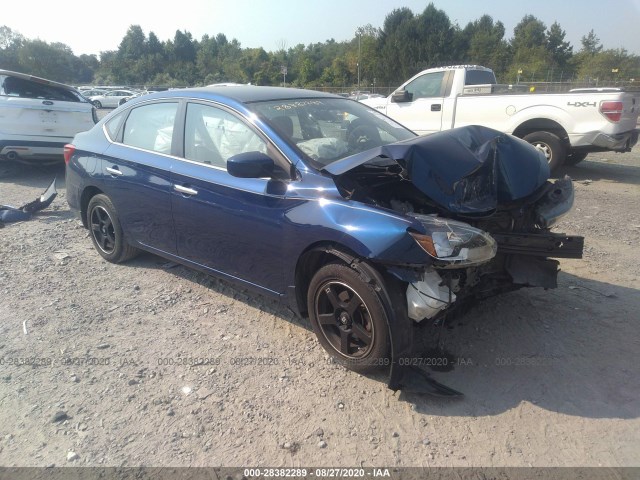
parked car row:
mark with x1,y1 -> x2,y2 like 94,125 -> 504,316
76,85 -> 158,108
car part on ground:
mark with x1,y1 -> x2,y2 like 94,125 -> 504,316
0,178 -> 57,226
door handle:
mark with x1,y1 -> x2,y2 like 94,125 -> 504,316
174,185 -> 198,196
42,100 -> 54,105
431,104 -> 442,112
106,166 -> 123,176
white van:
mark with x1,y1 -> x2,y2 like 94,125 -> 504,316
0,70 -> 97,165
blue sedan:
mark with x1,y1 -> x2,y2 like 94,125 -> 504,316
65,86 -> 582,393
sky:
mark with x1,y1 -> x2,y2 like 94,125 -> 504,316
3,0 -> 640,56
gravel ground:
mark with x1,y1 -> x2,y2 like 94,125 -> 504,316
0,141 -> 639,468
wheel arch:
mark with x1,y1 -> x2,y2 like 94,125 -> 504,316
80,186 -> 104,228
293,241 -> 400,318
512,118 -> 569,146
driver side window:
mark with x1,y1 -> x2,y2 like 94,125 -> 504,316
404,71 -> 445,101
184,103 -> 267,169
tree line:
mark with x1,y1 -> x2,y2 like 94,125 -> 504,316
1,4 -> 639,90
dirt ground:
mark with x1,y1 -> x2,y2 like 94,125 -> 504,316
0,144 -> 639,468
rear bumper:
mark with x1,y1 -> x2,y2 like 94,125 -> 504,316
0,138 -> 70,160
591,128 -> 639,151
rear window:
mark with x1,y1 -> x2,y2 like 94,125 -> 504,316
464,70 -> 497,86
0,75 -> 86,102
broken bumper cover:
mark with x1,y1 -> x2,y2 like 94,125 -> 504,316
591,128 -> 639,152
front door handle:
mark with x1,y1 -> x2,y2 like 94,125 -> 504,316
431,104 -> 442,112
106,166 -> 123,176
174,185 -> 198,196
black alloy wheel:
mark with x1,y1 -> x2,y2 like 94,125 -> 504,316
90,204 -> 115,255
87,194 -> 139,263
308,262 -> 390,373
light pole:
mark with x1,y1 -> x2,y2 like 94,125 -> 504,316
356,29 -> 361,94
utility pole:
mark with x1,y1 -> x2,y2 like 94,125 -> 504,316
356,28 -> 361,94
358,29 -> 362,96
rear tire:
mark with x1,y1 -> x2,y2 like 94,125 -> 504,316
93,100 -> 102,109
523,131 -> 566,172
307,262 -> 390,373
87,194 -> 139,263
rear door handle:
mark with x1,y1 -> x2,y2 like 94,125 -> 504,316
431,104 -> 442,112
174,185 -> 198,196
42,101 -> 54,106
106,166 -> 123,176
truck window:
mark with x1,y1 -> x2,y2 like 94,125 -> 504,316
403,72 -> 446,100
464,70 -> 496,86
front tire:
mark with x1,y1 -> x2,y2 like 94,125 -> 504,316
307,262 -> 390,373
93,100 -> 102,109
87,194 -> 139,263
523,131 -> 566,172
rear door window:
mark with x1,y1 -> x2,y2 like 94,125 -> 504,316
122,102 -> 178,154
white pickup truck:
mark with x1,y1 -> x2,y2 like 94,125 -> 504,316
361,65 -> 640,170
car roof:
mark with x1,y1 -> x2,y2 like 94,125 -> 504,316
149,86 -> 341,104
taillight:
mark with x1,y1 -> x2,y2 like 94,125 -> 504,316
63,144 -> 76,164
600,101 -> 623,122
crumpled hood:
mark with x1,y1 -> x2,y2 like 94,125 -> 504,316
324,125 -> 550,213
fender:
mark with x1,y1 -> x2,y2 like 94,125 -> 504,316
321,247 -> 463,396
506,104 -> 574,139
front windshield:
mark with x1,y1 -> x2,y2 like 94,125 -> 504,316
247,97 -> 415,168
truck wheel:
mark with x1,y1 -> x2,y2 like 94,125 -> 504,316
565,151 -> 588,166
523,131 -> 566,171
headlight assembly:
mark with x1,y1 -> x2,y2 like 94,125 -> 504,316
409,214 -> 497,268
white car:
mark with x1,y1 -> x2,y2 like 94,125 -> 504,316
89,89 -> 136,108
0,70 -> 97,165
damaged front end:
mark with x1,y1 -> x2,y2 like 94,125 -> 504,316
403,174 -> 583,323
324,126 -> 584,393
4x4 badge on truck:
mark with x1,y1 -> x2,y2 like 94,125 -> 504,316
567,101 -> 596,107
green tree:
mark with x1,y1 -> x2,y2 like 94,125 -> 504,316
460,15 -> 509,75
413,3 -> 456,69
581,29 -> 603,54
0,26 -> 24,71
17,40 -> 80,83
508,15 -> 551,82
544,22 -> 574,80
378,7 -> 417,83
577,48 -> 640,84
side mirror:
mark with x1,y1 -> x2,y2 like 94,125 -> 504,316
227,151 -> 275,178
391,89 -> 411,103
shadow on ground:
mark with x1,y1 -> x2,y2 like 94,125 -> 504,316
557,157 -> 640,185
123,252 -> 640,422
